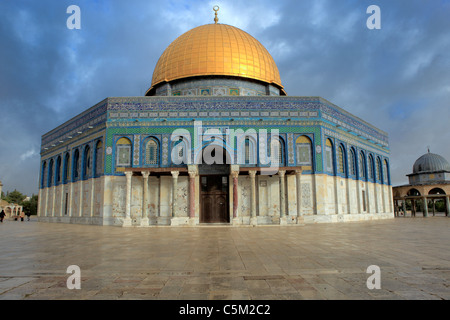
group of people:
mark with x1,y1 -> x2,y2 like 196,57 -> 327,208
0,210 -> 30,223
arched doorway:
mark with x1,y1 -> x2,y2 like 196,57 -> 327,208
199,145 -> 231,223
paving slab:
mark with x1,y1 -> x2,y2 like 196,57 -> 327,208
0,217 -> 448,300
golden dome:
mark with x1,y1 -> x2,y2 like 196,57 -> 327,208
147,23 -> 284,95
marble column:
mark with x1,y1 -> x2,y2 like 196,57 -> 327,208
171,171 -> 179,219
140,172 -> 150,226
249,170 -> 257,225
422,197 -> 428,217
123,171 -> 133,227
232,171 -> 239,220
279,170 -> 287,225
188,171 -> 196,224
295,169 -> 303,223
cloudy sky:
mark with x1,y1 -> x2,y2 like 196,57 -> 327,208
1,0 -> 449,195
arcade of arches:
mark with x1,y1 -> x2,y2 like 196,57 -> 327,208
393,185 -> 450,217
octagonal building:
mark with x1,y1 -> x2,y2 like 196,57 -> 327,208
38,13 -> 394,226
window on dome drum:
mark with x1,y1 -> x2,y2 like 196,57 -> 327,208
349,148 -> 356,176
116,138 -> 132,167
296,136 -> 312,167
48,159 -> 54,187
83,146 -> 91,179
145,139 -> 159,165
56,156 -> 62,184
63,153 -> 70,183
338,145 -> 345,175
325,139 -> 334,174
359,152 -> 365,179
368,155 -> 374,179
73,149 -> 80,179
95,141 -> 103,176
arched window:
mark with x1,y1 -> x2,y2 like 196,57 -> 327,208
63,153 -> 70,183
359,152 -> 365,179
73,149 -> 80,180
368,155 -> 375,180
172,137 -> 187,165
83,146 -> 91,179
243,137 -> 257,165
296,136 -> 312,166
376,157 -> 382,182
41,162 -> 47,188
56,156 -> 62,184
116,137 -> 132,167
95,141 -> 103,176
338,145 -> 346,175
269,138 -> 285,166
145,138 -> 159,165
325,139 -> 334,174
349,148 -> 356,176
48,159 -> 54,187
383,159 -> 389,184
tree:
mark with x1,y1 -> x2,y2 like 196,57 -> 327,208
4,190 -> 26,204
22,195 -> 38,216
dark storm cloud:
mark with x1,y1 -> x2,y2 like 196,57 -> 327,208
0,0 -> 449,195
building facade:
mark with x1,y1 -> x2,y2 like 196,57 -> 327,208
38,16 -> 394,227
393,152 -> 450,217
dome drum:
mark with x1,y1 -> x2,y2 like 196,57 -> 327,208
151,75 -> 282,97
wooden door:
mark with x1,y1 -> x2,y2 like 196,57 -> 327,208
200,175 -> 229,223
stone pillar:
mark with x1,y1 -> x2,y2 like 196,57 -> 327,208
279,170 -> 287,225
90,177 -> 95,218
422,197 -> 428,217
51,185 -> 56,217
140,172 -> 150,226
249,170 -> 257,226
295,169 -> 303,223
402,199 -> 406,217
123,171 -> 133,227
446,196 -> 450,217
171,171 -> 179,224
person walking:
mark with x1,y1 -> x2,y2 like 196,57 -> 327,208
19,210 -> 25,222
0,210 -> 5,223
26,211 -> 31,221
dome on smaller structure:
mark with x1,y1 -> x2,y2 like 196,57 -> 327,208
412,152 -> 450,174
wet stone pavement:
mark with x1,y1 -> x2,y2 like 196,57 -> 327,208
0,217 -> 448,300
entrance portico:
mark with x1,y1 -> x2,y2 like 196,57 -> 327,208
122,165 -> 306,227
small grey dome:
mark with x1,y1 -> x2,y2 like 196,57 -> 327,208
412,152 -> 450,174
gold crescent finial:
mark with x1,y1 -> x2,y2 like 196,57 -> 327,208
213,5 -> 219,24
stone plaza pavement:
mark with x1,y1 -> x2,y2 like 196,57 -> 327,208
0,217 -> 448,300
